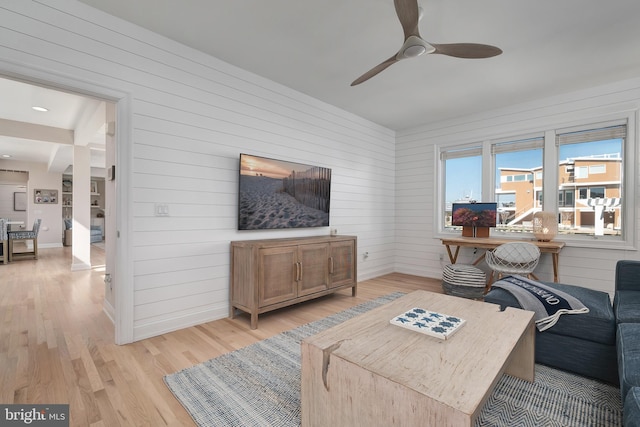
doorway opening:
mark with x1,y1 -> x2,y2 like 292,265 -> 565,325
0,74 -> 121,341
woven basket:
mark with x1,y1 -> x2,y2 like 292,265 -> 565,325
442,264 -> 486,299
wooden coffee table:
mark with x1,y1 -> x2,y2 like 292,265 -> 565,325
301,290 -> 535,427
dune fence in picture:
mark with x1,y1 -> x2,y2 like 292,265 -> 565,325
238,153 -> 332,230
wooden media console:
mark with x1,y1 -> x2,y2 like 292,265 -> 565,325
230,235 -> 357,329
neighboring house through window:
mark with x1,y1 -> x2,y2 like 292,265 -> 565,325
439,119 -> 632,245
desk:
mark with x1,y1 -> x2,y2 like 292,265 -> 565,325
441,236 -> 565,282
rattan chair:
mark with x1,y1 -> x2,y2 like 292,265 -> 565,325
485,241 -> 540,285
8,218 -> 41,262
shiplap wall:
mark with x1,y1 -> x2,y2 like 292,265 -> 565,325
396,77 -> 640,295
0,0 -> 395,340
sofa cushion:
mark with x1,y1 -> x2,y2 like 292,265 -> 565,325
485,281 -> 615,345
536,330 -> 618,384
625,387 -> 640,427
616,260 -> 640,291
614,290 -> 640,324
617,323 -> 640,402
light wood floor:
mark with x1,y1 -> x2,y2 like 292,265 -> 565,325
0,246 -> 442,426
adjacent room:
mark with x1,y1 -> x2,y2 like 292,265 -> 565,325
1,0 -> 640,425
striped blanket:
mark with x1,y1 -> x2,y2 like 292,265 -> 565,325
491,275 -> 589,331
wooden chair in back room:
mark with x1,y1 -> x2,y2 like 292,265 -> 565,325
8,218 -> 42,262
0,218 -> 8,264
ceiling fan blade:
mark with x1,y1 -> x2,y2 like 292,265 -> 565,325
431,43 -> 503,59
394,0 -> 421,39
351,55 -> 400,86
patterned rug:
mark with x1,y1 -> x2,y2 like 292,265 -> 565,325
164,293 -> 622,427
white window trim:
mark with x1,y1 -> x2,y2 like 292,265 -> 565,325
436,111 -> 637,250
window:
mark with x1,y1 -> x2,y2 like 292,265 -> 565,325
564,190 -> 574,207
575,166 -> 588,179
558,190 -> 574,207
589,187 -> 606,199
557,124 -> 625,239
441,146 -> 482,230
492,137 -> 544,231
579,188 -> 588,199
439,119 -> 632,245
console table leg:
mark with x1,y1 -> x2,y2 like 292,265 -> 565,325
552,254 -> 560,282
445,245 -> 459,263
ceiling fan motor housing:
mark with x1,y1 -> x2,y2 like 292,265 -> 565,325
398,35 -> 435,59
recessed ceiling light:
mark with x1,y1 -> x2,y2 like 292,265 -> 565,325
1,154 -> 11,158
32,106 -> 48,112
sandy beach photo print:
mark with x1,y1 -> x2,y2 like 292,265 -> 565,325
238,154 -> 331,230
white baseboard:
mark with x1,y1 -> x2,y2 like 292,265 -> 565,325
358,266 -> 395,282
40,243 -> 63,249
71,261 -> 91,271
103,300 -> 115,324
133,306 -> 229,342
394,266 -> 443,281
131,269 -> 444,342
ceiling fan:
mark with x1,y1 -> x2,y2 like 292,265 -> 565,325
351,0 -> 502,86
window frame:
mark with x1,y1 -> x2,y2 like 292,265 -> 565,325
438,143 -> 484,232
436,114 -> 636,250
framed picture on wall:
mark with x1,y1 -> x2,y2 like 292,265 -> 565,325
34,189 -> 58,204
14,192 -> 26,211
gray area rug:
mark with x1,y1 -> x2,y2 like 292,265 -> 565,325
164,292 -> 622,426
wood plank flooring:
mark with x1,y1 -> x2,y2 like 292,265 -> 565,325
0,246 -> 442,426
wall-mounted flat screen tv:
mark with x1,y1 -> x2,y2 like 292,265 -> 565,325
451,202 -> 497,227
238,153 -> 331,230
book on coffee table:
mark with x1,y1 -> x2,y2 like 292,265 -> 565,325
390,308 -> 466,340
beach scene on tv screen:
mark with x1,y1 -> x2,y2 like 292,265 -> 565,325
238,154 -> 331,230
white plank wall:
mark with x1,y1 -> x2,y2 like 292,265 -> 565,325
4,1 -> 639,343
396,77 -> 640,295
0,0 -> 395,341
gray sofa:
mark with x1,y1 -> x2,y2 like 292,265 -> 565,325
614,260 -> 640,426
90,225 -> 103,243
63,219 -> 103,244
484,280 -> 618,384
485,260 -> 640,424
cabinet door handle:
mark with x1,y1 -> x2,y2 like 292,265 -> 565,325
295,262 -> 300,281
329,257 -> 334,274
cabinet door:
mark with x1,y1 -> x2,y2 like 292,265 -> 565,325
329,240 -> 356,288
297,243 -> 329,297
259,246 -> 297,307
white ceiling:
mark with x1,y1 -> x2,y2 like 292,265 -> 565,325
3,0 -> 640,169
74,0 -> 640,130
0,78 -> 106,170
